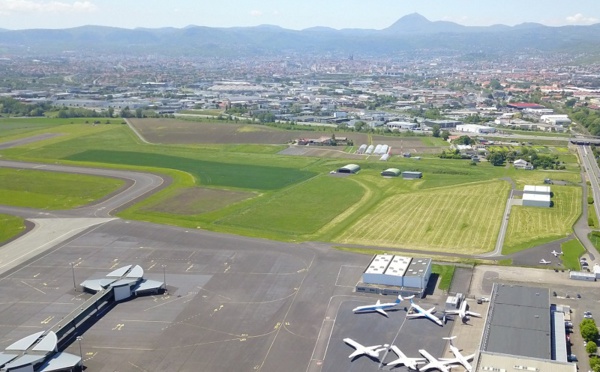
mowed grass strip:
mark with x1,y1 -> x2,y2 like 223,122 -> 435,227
218,176 -> 364,236
0,214 -> 25,244
66,150 -> 316,190
336,181 -> 509,254
0,168 -> 124,209
503,185 -> 581,254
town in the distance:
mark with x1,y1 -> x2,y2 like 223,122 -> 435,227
2,9 -> 600,372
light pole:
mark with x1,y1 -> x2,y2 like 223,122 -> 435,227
162,265 -> 167,292
76,336 -> 83,370
70,262 -> 77,291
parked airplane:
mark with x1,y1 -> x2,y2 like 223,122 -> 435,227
551,250 -> 564,257
352,295 -> 412,317
386,345 -> 425,370
539,259 -> 551,264
407,299 -> 445,326
446,299 -> 481,322
443,336 -> 475,372
418,349 -> 454,372
343,338 -> 389,359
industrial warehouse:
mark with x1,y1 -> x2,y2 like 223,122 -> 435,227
475,284 -> 576,371
356,254 -> 432,297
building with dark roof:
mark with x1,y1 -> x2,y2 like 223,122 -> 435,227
475,284 -> 575,372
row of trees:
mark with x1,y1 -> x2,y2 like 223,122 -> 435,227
0,97 -> 52,116
486,149 -> 564,169
567,106 -> 600,136
582,318 -> 600,371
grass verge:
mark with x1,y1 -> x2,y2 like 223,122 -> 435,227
560,239 -> 585,271
0,214 -> 25,244
431,264 -> 456,291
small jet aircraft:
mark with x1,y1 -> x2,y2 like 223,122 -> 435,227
352,295 -> 412,317
386,345 -> 425,370
551,250 -> 564,257
418,349 -> 454,372
343,338 -> 389,360
442,336 -> 475,372
539,259 -> 551,264
445,299 -> 481,323
407,299 -> 445,326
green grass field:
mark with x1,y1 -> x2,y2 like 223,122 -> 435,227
0,119 -> 586,257
218,175 -> 364,237
560,239 -> 585,270
66,150 -> 316,190
0,168 -> 125,209
0,214 -> 25,244
503,185 -> 582,254
431,264 -> 456,290
336,180 -> 509,254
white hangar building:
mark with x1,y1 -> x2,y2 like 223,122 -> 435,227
522,185 -> 552,208
357,254 -> 432,297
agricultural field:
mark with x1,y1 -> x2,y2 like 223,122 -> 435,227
335,181 -> 509,254
128,118 -> 368,145
503,185 -> 582,254
141,187 -> 256,215
0,168 -> 125,209
66,150 -> 316,190
371,135 -> 448,155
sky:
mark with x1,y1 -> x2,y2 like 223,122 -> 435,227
1,0 -> 599,30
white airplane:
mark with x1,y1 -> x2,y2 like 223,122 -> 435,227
539,259 -> 551,264
418,349 -> 454,372
352,295 -> 412,317
386,345 -> 425,370
446,299 -> 481,322
343,338 -> 389,359
443,336 -> 475,372
551,250 -> 564,257
407,299 -> 445,326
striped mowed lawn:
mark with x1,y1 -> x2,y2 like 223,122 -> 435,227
503,185 -> 581,252
336,180 -> 509,254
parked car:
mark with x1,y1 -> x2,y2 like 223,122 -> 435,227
568,354 -> 578,362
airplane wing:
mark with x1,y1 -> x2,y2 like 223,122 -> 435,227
375,308 -> 388,317
466,310 -> 481,317
419,349 -> 451,372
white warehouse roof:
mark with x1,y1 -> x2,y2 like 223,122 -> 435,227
524,185 -> 551,194
365,254 -> 394,274
523,193 -> 551,203
384,256 -> 411,277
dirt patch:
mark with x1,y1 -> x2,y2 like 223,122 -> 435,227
129,119 -> 367,145
143,187 -> 255,215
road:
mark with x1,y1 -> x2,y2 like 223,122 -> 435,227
575,145 -> 600,261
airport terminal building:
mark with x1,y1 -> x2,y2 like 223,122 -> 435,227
356,254 -> 432,297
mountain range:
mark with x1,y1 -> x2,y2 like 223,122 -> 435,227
1,13 -> 599,58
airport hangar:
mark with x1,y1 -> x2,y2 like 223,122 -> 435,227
474,283 -> 576,372
522,185 -> 552,208
356,254 -> 432,297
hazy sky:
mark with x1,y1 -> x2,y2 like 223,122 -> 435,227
1,0 -> 599,30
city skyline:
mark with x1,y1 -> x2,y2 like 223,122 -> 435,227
0,0 -> 599,30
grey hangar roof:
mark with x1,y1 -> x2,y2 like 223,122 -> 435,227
481,284 -> 551,360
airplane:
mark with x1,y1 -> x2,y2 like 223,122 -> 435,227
551,250 -> 564,257
446,299 -> 481,323
386,345 -> 425,370
442,336 -> 475,372
352,295 -> 412,317
418,349 -> 455,372
343,338 -> 389,360
407,299 -> 445,326
539,259 -> 551,264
